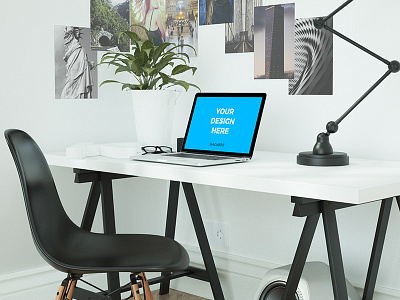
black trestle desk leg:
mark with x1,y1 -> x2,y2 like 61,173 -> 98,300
160,181 -> 181,295
362,198 -> 393,300
282,213 -> 320,300
100,173 -> 121,300
81,181 -> 101,231
182,182 -> 225,300
321,201 -> 348,300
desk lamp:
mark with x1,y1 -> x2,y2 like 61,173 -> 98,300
297,0 -> 399,166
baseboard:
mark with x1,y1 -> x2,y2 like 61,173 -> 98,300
1,246 -> 399,300
0,266 -> 63,297
0,266 -> 105,299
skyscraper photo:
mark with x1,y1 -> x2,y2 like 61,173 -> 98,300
254,3 -> 294,79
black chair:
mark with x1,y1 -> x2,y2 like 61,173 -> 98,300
4,129 -> 189,300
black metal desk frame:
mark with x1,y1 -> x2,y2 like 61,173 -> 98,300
71,168 -> 397,300
71,169 -> 224,300
282,196 -> 398,300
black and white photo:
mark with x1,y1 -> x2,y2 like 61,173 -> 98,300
225,0 -> 262,54
54,26 -> 98,99
289,17 -> 333,95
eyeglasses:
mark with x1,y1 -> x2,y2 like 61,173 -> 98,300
141,146 -> 172,155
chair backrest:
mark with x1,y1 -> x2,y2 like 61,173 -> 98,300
4,129 -> 78,270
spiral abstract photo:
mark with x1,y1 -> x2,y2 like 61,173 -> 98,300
289,17 -> 333,95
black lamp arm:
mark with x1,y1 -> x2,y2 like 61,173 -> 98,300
299,0 -> 399,164
323,0 -> 353,23
326,68 -> 396,135
313,0 -> 400,137
323,25 -> 390,65
314,1 -> 390,65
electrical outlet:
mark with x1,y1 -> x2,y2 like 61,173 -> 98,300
204,221 -> 230,252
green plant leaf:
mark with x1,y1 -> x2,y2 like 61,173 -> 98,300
175,80 -> 189,91
160,72 -> 172,82
171,65 -> 196,76
142,39 -> 154,49
152,54 -> 175,73
166,45 -> 192,62
142,40 -> 154,58
130,24 -> 154,44
115,66 -> 130,74
165,56 -> 188,66
99,80 -> 123,87
134,49 -> 147,68
100,61 -> 124,69
131,58 -> 145,76
142,82 -> 149,89
122,83 -> 142,90
163,79 -> 201,92
186,82 -> 201,92
142,67 -> 155,75
148,77 -> 162,89
153,43 -> 172,62
119,30 -> 140,43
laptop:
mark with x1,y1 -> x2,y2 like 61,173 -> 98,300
133,92 -> 266,167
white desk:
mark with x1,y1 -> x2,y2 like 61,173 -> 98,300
45,151 -> 400,300
46,151 -> 400,204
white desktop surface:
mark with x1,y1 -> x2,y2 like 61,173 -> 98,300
45,151 -> 400,205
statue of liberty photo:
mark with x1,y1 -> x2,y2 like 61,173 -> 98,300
60,26 -> 94,99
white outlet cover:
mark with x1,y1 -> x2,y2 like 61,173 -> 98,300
204,221 -> 230,252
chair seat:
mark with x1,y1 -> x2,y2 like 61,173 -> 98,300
42,228 -> 190,275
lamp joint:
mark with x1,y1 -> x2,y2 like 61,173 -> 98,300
389,60 -> 400,73
313,17 -> 326,29
326,121 -> 339,134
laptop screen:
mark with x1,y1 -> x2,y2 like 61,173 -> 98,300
182,93 -> 266,156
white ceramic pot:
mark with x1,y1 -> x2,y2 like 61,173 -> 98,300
132,90 -> 180,146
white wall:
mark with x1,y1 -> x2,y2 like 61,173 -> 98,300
1,0 -> 400,299
0,0 -> 141,275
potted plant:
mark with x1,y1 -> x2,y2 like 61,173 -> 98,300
97,24 -> 200,146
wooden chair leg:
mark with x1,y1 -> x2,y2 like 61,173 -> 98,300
55,281 -> 67,300
66,278 -> 77,300
55,275 -> 78,300
139,272 -> 154,300
131,274 -> 142,300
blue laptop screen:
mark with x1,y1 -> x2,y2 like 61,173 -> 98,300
183,95 -> 264,154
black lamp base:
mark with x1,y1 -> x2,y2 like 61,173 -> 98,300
297,151 -> 349,166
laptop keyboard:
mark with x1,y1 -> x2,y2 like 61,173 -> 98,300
166,153 -> 230,160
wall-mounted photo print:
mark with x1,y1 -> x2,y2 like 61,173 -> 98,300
131,0 -> 199,56
199,0 -> 234,26
289,17 -> 333,95
54,26 -> 98,99
131,0 -> 167,45
165,0 -> 199,56
254,3 -> 294,79
90,0 -> 130,52
225,0 -> 262,53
